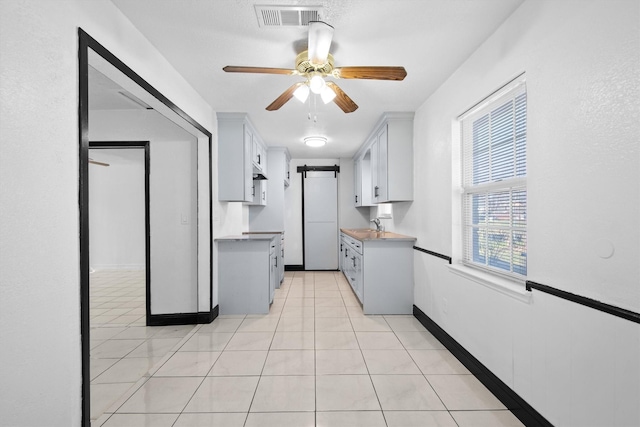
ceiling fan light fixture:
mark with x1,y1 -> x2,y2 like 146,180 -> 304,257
320,85 -> 336,104
304,136 -> 327,147
308,21 -> 334,65
309,74 -> 326,94
293,84 -> 310,102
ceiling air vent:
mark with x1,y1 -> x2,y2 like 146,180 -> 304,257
255,5 -> 323,27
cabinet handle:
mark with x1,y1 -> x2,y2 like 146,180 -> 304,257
275,256 -> 278,267
262,191 -> 265,201
252,185 -> 255,197
287,171 -> 290,179
340,243 -> 343,252
345,248 -> 348,257
257,153 -> 261,165
355,195 -> 358,203
374,186 -> 379,197
352,256 -> 356,267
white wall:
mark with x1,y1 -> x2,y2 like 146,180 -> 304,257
89,148 -> 146,270
389,1 -> 639,425
0,1 -> 218,425
90,110 -> 199,315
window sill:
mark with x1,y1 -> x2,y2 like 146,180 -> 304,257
447,263 -> 532,303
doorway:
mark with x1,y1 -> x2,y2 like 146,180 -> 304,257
79,29 -> 213,426
300,165 -> 340,270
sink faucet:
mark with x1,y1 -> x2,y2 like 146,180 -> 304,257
371,218 -> 384,232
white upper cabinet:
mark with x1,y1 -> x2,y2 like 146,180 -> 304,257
218,113 -> 256,202
284,150 -> 291,187
248,178 -> 268,206
354,112 -> 414,204
354,153 -> 373,207
252,133 -> 267,176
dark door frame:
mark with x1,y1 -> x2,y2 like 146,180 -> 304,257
79,29 -> 213,426
89,141 -> 151,323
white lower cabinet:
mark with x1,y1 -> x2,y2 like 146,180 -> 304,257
340,230 -> 415,314
269,240 -> 276,304
216,234 -> 278,314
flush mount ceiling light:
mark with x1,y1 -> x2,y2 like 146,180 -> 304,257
304,136 -> 327,147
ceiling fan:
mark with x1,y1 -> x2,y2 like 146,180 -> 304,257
223,21 -> 407,113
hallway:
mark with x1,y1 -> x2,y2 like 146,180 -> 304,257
92,271 -> 523,426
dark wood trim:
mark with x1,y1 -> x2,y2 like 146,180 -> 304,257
299,168 -> 306,271
210,304 -> 219,323
296,164 -> 340,174
79,30 -> 210,137
79,28 -> 214,426
526,281 -> 640,324
413,305 -> 552,427
413,246 -> 452,264
78,28 -> 90,427
285,265 -> 305,271
148,310 -> 216,326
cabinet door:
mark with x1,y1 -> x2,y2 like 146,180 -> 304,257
376,125 -> 388,202
370,139 -> 379,203
354,159 -> 362,206
284,158 -> 291,186
354,252 -> 363,302
270,252 -> 276,304
248,179 -> 267,206
243,127 -> 254,201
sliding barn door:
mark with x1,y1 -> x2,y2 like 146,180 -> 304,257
303,170 -> 338,270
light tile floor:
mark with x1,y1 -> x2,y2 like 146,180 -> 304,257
90,270 -> 197,422
92,270 -> 524,426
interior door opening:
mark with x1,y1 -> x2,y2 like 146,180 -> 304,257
79,29 -> 213,426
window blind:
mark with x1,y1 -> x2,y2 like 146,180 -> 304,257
461,80 -> 527,278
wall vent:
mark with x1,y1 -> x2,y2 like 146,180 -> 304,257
255,5 -> 323,27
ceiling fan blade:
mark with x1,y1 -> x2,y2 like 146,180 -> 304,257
326,82 -> 358,113
266,82 -> 305,111
89,158 -> 110,167
223,66 -> 298,75
333,66 -> 407,81
308,21 -> 334,65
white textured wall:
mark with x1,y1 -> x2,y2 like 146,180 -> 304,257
390,1 -> 640,425
89,148 -> 146,270
90,110 -> 199,315
0,1 -> 215,425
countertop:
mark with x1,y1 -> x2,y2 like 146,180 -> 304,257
242,231 -> 284,235
215,234 -> 279,241
341,228 -> 416,242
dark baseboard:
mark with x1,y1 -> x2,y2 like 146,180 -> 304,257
210,304 -> 219,323
413,305 -> 553,427
285,264 -> 305,271
148,306 -> 218,326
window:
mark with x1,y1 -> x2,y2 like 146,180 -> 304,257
460,77 -> 527,278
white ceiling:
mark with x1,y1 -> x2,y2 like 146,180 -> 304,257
109,0 -> 524,158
